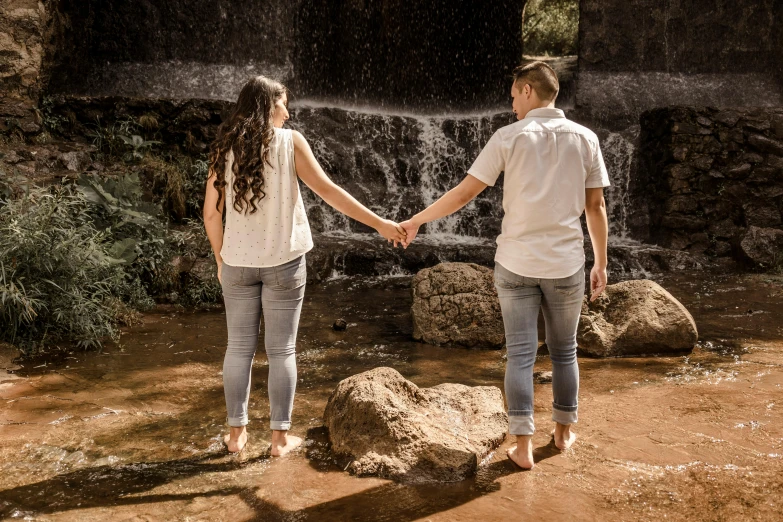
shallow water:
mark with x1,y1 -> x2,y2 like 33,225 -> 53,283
1,272 -> 781,521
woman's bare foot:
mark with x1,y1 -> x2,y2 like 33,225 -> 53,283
224,426 -> 248,453
507,435 -> 535,469
270,430 -> 302,457
553,423 -> 576,450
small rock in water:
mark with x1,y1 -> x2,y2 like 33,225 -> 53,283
332,319 -> 348,331
62,450 -> 86,466
93,455 -> 120,467
36,445 -> 69,462
324,367 -> 507,483
0,342 -> 21,372
533,371 -> 553,384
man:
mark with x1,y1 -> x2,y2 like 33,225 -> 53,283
400,61 -> 610,469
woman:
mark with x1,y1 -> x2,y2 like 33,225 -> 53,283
204,76 -> 405,456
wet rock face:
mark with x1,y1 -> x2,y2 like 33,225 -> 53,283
740,226 -> 783,268
578,280 -> 698,357
640,107 -> 783,269
580,0 -> 782,75
0,0 -> 48,135
411,263 -> 504,349
50,0 -> 523,110
323,367 -> 507,483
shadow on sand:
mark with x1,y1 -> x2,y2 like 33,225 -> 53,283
0,435 -> 562,521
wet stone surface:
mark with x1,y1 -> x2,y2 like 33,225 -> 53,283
0,272 -> 782,521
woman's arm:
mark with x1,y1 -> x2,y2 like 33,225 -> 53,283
203,170 -> 226,282
399,174 -> 488,246
292,130 -> 405,244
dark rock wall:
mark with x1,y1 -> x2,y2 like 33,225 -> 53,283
297,0 -> 524,109
46,0 -> 525,110
47,0 -> 299,93
640,107 -> 783,266
579,0 -> 782,75
576,1 -> 783,125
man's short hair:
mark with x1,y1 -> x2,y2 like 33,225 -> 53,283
512,61 -> 559,102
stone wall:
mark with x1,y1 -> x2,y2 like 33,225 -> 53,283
44,0 -> 524,110
576,1 -> 783,124
579,0 -> 782,75
640,107 -> 783,269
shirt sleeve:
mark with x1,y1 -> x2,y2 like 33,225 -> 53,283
467,131 -> 505,187
586,138 -> 611,188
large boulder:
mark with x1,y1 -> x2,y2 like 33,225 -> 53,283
411,262 -> 504,348
740,226 -> 783,268
323,367 -> 507,483
578,280 -> 698,357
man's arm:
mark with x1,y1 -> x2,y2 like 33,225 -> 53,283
400,174 -> 488,246
585,187 -> 608,301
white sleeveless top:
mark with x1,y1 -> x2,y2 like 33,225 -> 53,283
220,128 -> 313,267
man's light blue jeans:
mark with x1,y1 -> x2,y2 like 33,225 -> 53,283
220,255 -> 306,431
494,262 -> 584,436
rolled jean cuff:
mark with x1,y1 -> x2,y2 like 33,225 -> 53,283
228,416 -> 248,427
552,402 -> 578,425
271,420 -> 291,431
508,412 -> 534,436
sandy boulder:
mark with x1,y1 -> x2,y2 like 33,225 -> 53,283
323,367 -> 507,483
578,279 -> 698,357
411,262 -> 504,348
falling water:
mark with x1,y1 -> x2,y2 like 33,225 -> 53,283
601,127 -> 639,239
288,105 -> 509,243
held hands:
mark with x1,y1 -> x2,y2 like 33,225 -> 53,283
399,219 -> 420,249
376,218 -> 407,247
590,265 -> 607,301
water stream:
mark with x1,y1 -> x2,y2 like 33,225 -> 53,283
1,272 -> 781,520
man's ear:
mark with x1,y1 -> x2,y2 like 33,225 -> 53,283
524,83 -> 533,98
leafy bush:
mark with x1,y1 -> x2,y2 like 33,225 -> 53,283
0,185 -> 152,352
522,0 -> 579,56
142,154 -> 208,222
77,173 -> 168,290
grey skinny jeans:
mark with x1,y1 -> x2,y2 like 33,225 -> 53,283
494,262 -> 584,436
220,255 -> 306,431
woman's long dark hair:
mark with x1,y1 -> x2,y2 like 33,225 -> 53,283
209,76 -> 287,214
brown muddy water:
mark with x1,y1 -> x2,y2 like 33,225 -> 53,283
1,272 -> 782,521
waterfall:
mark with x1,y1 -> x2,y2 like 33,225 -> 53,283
600,127 -> 639,240
288,105 -> 509,243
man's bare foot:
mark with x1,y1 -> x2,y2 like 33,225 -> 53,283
224,426 -> 248,453
507,435 -> 535,469
270,430 -> 302,457
553,423 -> 576,450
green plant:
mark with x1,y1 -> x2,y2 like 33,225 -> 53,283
119,134 -> 161,162
0,166 -> 29,200
77,172 -> 168,284
0,185 -> 152,352
39,96 -> 66,133
522,0 -> 579,56
142,156 -> 187,220
186,157 -> 209,216
86,118 -> 152,160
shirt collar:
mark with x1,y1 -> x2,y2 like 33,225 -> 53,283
526,107 -> 565,119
